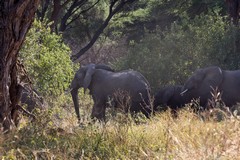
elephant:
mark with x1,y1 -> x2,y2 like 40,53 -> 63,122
154,85 -> 192,117
70,63 -> 152,121
181,66 -> 240,109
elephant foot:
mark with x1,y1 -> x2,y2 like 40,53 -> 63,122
91,103 -> 106,121
91,113 -> 106,122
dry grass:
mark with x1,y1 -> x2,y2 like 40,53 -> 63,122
1,103 -> 240,159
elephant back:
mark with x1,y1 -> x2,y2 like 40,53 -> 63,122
91,69 -> 151,102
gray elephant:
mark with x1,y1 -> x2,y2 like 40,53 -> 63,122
181,66 -> 240,109
70,64 -> 152,121
154,85 -> 192,117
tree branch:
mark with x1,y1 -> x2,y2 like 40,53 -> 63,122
37,0 -> 51,21
61,0 -> 72,8
59,0 -> 88,32
71,0 -> 136,62
63,0 -> 100,31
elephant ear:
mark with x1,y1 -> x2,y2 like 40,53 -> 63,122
202,66 -> 223,89
83,64 -> 96,94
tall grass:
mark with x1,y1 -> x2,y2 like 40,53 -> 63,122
1,105 -> 240,159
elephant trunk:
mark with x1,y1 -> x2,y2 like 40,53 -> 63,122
71,89 -> 80,122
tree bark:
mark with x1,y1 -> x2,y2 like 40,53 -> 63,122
0,0 -> 40,131
37,0 -> 51,21
50,0 -> 72,32
225,0 -> 240,25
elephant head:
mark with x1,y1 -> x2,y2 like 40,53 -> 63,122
181,66 -> 223,106
154,85 -> 191,111
154,86 -> 176,111
70,64 -> 114,121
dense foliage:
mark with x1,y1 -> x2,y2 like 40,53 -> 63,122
20,20 -> 74,97
115,10 -> 240,91
1,0 -> 240,159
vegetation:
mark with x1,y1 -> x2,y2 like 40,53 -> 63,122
0,0 -> 40,131
1,107 -> 240,159
115,10 -> 240,91
1,0 -> 240,159
20,20 -> 75,97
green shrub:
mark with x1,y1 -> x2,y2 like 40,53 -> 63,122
20,20 -> 75,97
115,10 -> 240,91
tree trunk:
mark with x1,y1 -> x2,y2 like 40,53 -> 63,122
225,0 -> 240,25
50,0 -> 72,33
0,0 -> 40,131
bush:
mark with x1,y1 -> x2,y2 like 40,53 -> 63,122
114,10 -> 240,91
20,20 -> 75,97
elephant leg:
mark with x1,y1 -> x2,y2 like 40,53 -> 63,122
110,100 -> 118,117
91,100 -> 106,121
106,96 -> 117,117
132,101 -> 152,118
142,98 -> 153,118
141,106 -> 152,118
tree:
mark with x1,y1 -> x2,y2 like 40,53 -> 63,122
20,20 -> 74,97
115,9 -> 240,91
36,0 -> 138,61
72,0 -> 136,61
225,0 -> 240,25
0,1 -> 40,131
37,0 -> 101,33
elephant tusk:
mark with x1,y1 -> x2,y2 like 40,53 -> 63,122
180,89 -> 188,96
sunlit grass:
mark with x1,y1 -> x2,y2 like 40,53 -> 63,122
1,104 -> 240,159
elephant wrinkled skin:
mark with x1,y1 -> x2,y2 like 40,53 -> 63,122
70,64 -> 152,121
181,66 -> 240,109
154,85 -> 192,116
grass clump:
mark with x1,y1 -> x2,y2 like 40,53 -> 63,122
1,105 -> 240,159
